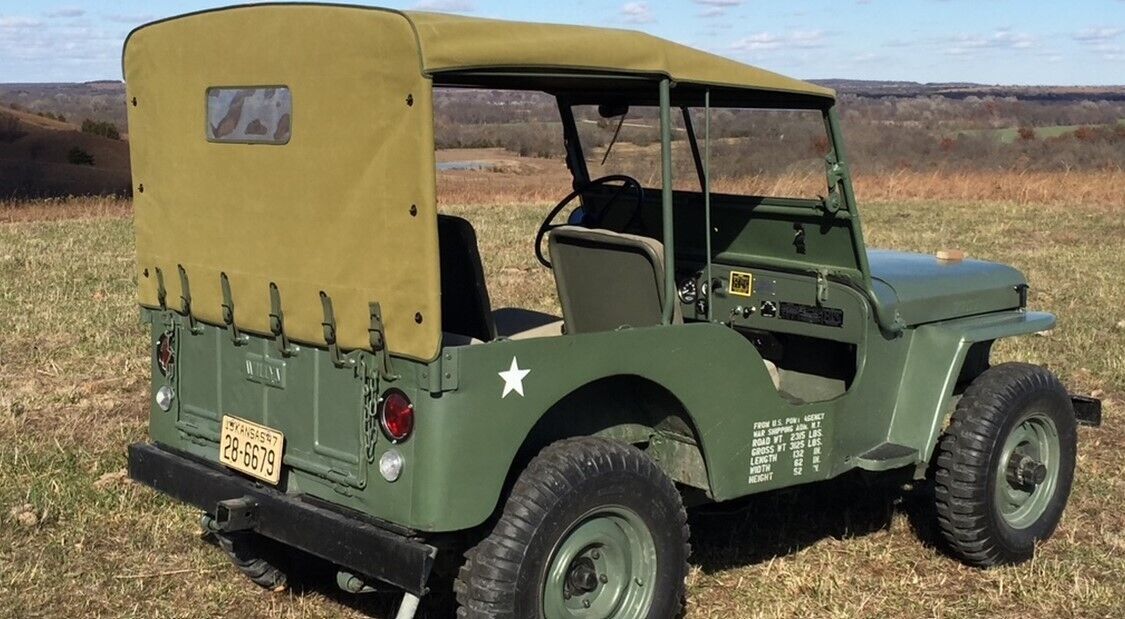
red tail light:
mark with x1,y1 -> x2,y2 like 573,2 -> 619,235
380,390 -> 414,442
156,331 -> 176,376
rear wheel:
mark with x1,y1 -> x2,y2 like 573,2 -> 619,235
933,362 -> 1077,566
455,437 -> 689,618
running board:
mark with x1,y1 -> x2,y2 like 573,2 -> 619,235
855,443 -> 918,472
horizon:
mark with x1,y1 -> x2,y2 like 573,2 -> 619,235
0,0 -> 1122,86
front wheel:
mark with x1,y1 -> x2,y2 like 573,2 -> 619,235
933,362 -> 1077,567
455,437 -> 689,618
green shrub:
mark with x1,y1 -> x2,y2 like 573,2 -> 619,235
81,118 -> 120,140
67,146 -> 95,166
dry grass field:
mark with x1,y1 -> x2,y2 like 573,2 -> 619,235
1,167 -> 1123,618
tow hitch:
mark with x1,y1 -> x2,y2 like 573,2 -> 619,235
214,497 -> 259,532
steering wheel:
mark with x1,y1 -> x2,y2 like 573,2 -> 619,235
534,175 -> 644,268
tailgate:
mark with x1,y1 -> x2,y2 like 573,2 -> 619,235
171,323 -> 372,490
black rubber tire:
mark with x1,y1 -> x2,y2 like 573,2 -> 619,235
933,362 -> 1077,567
454,437 -> 689,618
214,530 -> 290,591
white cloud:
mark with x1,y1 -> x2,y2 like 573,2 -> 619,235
103,14 -> 157,25
942,29 -> 1036,56
730,30 -> 827,53
46,7 -> 85,19
0,16 -> 44,29
412,0 -> 475,11
694,0 -> 740,18
0,17 -> 120,81
852,51 -> 883,63
621,2 -> 654,24
1091,43 -> 1123,61
1073,27 -> 1122,42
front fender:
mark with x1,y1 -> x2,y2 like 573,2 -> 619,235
885,310 -> 1056,472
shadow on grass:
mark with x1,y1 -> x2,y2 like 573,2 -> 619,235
687,472 -> 946,573
210,473 -> 948,618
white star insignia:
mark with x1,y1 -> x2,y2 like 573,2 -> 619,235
498,357 -> 530,399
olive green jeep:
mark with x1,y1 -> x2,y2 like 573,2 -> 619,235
124,5 -> 1101,618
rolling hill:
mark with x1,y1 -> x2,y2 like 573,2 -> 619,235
0,105 -> 131,199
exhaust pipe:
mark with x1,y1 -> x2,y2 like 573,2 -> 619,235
336,571 -> 421,619
336,570 -> 376,594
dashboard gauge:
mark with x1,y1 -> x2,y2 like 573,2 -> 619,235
677,277 -> 698,304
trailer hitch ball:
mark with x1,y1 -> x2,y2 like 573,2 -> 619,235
214,497 -> 259,532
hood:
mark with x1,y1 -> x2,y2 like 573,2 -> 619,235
867,250 -> 1026,326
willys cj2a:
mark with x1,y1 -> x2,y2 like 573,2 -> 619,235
123,4 -> 1102,618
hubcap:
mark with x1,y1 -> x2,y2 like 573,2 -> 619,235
543,506 -> 657,619
995,411 -> 1061,529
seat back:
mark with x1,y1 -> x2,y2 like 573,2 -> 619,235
548,226 -> 677,335
438,215 -> 495,342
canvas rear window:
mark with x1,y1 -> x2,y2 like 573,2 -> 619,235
206,86 -> 292,144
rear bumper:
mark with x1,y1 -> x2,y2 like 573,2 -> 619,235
127,443 -> 436,596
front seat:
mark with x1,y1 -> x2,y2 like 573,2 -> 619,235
548,225 -> 680,335
548,225 -> 780,388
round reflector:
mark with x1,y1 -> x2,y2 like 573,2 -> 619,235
380,390 -> 414,442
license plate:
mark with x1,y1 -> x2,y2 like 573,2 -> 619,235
220,415 -> 284,485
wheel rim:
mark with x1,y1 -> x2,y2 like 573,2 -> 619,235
994,411 -> 1061,529
542,506 -> 657,619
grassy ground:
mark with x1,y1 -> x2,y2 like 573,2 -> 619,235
1,187 -> 1122,618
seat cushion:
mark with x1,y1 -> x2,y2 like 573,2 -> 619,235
494,307 -> 564,340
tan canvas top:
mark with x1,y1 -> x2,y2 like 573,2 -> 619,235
126,5 -> 441,361
402,11 -> 835,99
125,4 -> 831,363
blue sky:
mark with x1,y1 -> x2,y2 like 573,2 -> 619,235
0,0 -> 1122,84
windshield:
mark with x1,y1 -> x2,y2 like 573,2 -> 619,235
573,105 -> 829,200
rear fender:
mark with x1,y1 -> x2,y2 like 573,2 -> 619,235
505,375 -> 712,495
411,323 -> 786,531
885,310 -> 1056,475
